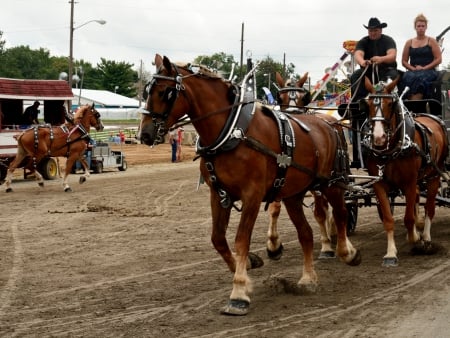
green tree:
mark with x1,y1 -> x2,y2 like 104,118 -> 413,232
254,56 -> 287,99
193,52 -> 236,80
96,58 -> 138,97
0,46 -> 54,79
0,30 -> 5,55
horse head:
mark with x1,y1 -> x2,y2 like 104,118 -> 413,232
139,54 -> 190,146
362,76 -> 401,150
74,103 -> 104,132
275,72 -> 311,111
139,54 -> 230,147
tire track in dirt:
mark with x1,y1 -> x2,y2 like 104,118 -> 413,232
2,159 -> 450,337
0,220 -> 23,318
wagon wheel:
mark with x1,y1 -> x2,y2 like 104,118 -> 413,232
94,161 -> 103,174
0,165 -> 7,181
118,160 -> 127,171
39,157 -> 58,180
346,200 -> 358,235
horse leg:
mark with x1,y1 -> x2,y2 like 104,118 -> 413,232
411,177 -> 440,255
218,194 -> 262,316
62,156 -> 77,192
421,177 -> 440,242
414,185 -> 424,230
282,194 -> 318,290
4,147 -> 27,192
403,184 -> 421,245
324,186 -> 360,266
266,201 -> 284,260
314,191 -> 336,259
373,184 -> 399,266
78,157 -> 90,184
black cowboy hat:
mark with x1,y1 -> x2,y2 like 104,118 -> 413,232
363,17 -> 387,29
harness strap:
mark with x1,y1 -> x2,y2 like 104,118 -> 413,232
263,111 -> 295,210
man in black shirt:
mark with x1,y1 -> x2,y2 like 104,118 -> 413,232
350,17 -> 399,101
23,101 -> 40,125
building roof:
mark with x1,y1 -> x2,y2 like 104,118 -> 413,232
0,78 -> 73,100
73,88 -> 140,108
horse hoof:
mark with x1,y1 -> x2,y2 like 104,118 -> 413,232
382,257 -> 398,267
318,251 -> 336,259
267,243 -> 284,260
347,249 -> 362,266
5,187 -> 12,193
79,176 -> 86,184
38,182 -> 44,188
298,281 -> 318,294
248,252 -> 264,269
220,299 -> 249,316
411,240 -> 439,255
64,187 -> 72,192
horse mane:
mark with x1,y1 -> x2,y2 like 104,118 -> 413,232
72,104 -> 92,124
175,62 -> 224,79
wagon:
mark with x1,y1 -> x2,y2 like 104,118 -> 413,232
339,69 -> 450,233
72,142 -> 127,174
0,78 -> 73,182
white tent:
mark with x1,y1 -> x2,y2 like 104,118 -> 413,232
72,88 -> 143,119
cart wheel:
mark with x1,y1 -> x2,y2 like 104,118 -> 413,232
94,162 -> 103,174
0,166 -> 7,181
118,160 -> 127,171
39,157 -> 58,180
346,201 -> 358,235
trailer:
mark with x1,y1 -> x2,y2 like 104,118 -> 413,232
72,142 -> 127,174
0,78 -> 73,181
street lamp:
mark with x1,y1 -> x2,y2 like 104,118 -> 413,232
68,2 -> 106,89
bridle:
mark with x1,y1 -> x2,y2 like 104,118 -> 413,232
141,63 -> 187,143
363,90 -> 412,156
277,85 -> 310,111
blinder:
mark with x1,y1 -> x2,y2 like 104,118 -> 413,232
141,64 -> 185,144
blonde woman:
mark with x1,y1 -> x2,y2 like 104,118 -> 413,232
400,13 -> 442,100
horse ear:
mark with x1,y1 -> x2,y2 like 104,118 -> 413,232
385,76 -> 400,94
155,54 -> 163,69
365,77 -> 375,93
275,72 -> 285,88
163,56 -> 172,73
298,72 -> 309,87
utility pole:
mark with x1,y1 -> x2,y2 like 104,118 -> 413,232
240,22 -> 244,80
139,59 -> 144,107
68,0 -> 75,90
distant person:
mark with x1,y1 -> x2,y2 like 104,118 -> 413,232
351,17 -> 399,102
119,130 -> 126,144
176,127 -> 184,162
23,101 -> 40,125
168,127 -> 179,163
399,13 -> 442,100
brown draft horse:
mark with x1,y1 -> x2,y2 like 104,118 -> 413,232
267,72 -> 344,260
139,54 -> 360,315
4,103 -> 104,192
362,77 -> 448,267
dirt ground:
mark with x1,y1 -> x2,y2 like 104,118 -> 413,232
1,142 -> 450,337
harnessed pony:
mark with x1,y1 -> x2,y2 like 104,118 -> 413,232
139,54 -> 360,315
4,104 -> 103,192
362,77 -> 448,266
266,72 -> 348,260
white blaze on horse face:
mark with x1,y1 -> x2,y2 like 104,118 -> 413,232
373,105 -> 386,146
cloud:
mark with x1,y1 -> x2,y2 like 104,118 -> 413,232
1,0 -> 449,85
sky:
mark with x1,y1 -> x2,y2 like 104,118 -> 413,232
2,0 -> 450,87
